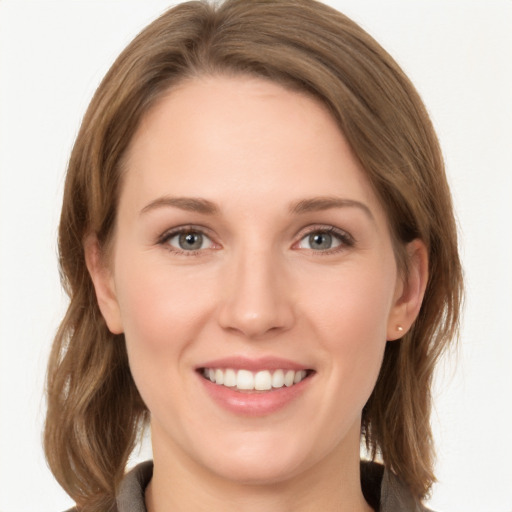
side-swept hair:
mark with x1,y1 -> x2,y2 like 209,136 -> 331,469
44,1 -> 463,510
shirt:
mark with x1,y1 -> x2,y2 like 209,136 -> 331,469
67,459 -> 430,512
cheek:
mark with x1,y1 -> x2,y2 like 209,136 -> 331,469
305,258 -> 396,337
112,256 -> 215,413
303,262 -> 396,397
114,256 -> 209,343
111,255 -> 219,401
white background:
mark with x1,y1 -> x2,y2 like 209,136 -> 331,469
0,1 -> 511,511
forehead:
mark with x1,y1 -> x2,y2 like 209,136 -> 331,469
121,75 -> 385,223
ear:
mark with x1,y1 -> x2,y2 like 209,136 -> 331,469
387,239 -> 429,341
83,234 -> 124,334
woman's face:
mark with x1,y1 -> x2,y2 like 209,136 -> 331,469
97,76 -> 407,484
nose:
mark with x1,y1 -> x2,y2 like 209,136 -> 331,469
217,247 -> 295,339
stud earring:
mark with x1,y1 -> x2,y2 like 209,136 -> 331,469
397,325 -> 404,333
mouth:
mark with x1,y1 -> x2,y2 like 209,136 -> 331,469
198,367 -> 314,392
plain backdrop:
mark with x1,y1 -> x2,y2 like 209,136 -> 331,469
0,1 -> 511,511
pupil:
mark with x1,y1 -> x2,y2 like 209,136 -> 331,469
179,232 -> 202,250
310,232 -> 331,250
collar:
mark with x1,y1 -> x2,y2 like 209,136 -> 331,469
114,460 -> 428,512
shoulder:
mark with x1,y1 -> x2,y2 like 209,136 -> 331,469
65,460 -> 435,512
361,460 -> 436,512
61,461 -> 153,512
115,460 -> 153,512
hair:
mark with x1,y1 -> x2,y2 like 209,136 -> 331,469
44,1 -> 463,510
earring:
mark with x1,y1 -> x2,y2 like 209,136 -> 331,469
397,325 -> 404,333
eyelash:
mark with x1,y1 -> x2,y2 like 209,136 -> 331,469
294,225 -> 355,255
156,224 -> 355,256
157,225 -> 217,256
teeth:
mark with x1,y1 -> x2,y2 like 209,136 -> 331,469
237,369 -> 254,390
284,369 -> 295,387
272,369 -> 285,388
294,370 -> 307,384
254,370 -> 272,391
224,368 -> 237,387
202,368 -> 309,391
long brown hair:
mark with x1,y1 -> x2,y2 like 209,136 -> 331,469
44,1 -> 463,510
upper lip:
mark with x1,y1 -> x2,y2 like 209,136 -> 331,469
197,356 -> 312,372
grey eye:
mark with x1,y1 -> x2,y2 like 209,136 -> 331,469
309,232 -> 332,250
168,231 -> 213,251
298,231 -> 343,251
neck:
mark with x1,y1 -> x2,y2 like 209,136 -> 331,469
145,424 -> 373,512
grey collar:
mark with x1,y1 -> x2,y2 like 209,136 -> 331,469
114,460 -> 429,512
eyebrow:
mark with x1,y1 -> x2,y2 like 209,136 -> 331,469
289,196 -> 374,221
140,194 -> 373,221
140,196 -> 219,216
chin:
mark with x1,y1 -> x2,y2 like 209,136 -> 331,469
191,430 -> 324,486
206,455 -> 306,486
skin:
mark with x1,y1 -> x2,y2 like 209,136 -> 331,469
86,75 -> 428,512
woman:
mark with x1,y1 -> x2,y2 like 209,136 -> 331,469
44,1 -> 463,511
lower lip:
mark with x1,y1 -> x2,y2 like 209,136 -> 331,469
198,372 -> 312,417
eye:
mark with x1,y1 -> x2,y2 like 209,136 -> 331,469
296,227 -> 353,252
162,229 -> 215,252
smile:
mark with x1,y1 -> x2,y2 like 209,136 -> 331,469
200,368 -> 311,392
